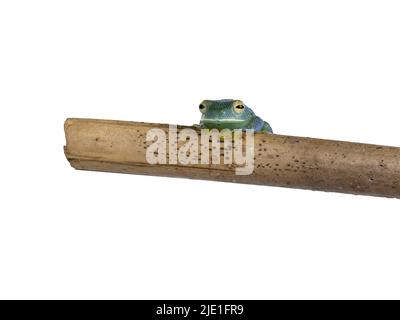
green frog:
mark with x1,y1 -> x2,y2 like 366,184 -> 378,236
199,99 -> 273,133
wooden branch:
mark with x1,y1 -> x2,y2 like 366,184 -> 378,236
64,118 -> 400,198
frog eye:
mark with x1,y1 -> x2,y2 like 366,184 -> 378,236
234,104 -> 245,113
199,104 -> 207,113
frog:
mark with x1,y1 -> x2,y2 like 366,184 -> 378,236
198,99 -> 273,133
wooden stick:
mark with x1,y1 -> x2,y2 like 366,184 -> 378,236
64,118 -> 400,198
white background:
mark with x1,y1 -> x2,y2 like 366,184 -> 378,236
0,0 -> 399,299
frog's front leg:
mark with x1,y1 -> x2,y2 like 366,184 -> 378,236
261,121 -> 273,133
250,116 -> 273,133
192,124 -> 202,129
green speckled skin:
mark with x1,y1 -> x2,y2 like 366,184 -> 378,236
199,99 -> 273,133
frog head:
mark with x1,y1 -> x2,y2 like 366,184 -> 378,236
199,99 -> 255,130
